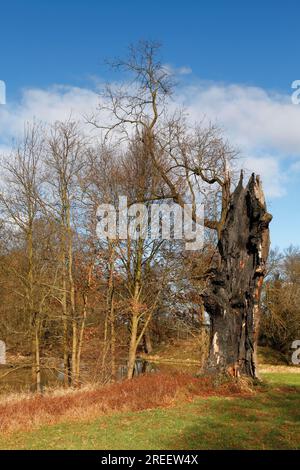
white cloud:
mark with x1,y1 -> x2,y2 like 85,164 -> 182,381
0,78 -> 299,199
0,85 -> 99,146
173,81 -> 300,199
242,156 -> 286,198
177,82 -> 300,156
177,66 -> 193,75
162,64 -> 192,76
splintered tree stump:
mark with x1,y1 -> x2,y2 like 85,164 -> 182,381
204,173 -> 272,378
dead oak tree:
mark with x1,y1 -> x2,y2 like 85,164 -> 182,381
203,173 -> 272,378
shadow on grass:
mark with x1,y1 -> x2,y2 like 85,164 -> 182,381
159,388 -> 300,450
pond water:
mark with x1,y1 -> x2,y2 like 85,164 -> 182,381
0,358 -> 158,395
117,358 -> 158,379
0,356 -> 201,395
0,365 -> 60,394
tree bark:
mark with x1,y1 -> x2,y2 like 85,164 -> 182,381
127,313 -> 138,379
203,173 -> 272,378
143,327 -> 153,354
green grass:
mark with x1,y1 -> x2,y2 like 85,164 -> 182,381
261,372 -> 300,387
0,372 -> 299,450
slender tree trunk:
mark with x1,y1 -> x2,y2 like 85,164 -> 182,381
75,261 -> 94,385
110,297 -> 116,381
59,193 -> 74,387
71,309 -> 77,385
27,225 -> 42,393
203,174 -> 272,378
127,238 -> 143,379
127,313 -> 138,379
143,327 -> 153,354
61,249 -> 71,387
198,301 -> 207,367
101,306 -> 110,381
61,245 -> 72,386
31,322 -> 42,393
71,321 -> 77,385
34,325 -> 41,393
75,295 -> 87,386
106,243 -> 116,381
65,203 -> 77,386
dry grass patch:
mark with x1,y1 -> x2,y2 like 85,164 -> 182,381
0,372 -> 249,434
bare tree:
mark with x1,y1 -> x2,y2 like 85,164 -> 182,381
260,246 -> 300,358
89,41 -> 272,378
45,120 -> 86,386
0,124 -> 46,391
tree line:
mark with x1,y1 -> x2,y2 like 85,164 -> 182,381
0,41 -> 289,391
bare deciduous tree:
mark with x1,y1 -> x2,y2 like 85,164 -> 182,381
89,41 -> 271,378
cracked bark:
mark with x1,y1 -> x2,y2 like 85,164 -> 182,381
203,173 -> 272,378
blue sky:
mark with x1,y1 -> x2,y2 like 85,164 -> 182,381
0,0 -> 299,249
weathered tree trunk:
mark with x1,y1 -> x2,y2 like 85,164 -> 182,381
143,327 -> 153,354
203,173 -> 272,378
